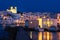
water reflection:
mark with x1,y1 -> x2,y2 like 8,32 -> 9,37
57,32 -> 60,40
38,32 -> 42,40
38,32 -> 60,40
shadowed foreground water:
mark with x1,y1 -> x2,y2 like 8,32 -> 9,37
0,25 -> 60,40
5,27 -> 60,40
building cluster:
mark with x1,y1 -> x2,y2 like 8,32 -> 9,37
21,12 -> 60,29
0,6 -> 60,29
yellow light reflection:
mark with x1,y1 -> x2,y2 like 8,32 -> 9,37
47,32 -> 50,40
38,32 -> 53,40
30,31 -> 32,39
38,18 -> 42,28
50,32 -> 53,40
44,32 -> 47,40
38,32 -> 42,40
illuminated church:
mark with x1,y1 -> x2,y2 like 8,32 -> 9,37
7,6 -> 17,13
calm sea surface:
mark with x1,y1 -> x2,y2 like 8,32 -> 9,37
38,32 -> 60,40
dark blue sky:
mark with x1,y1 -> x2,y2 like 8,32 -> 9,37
0,0 -> 60,12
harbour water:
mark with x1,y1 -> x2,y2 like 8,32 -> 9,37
38,32 -> 60,40
0,25 -> 60,40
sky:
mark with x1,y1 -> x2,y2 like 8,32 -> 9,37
0,0 -> 60,12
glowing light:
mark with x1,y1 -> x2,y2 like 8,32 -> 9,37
30,31 -> 32,39
7,6 -> 17,13
47,21 -> 50,27
3,16 -> 7,19
38,18 -> 42,28
47,32 -> 50,40
44,32 -> 47,40
43,32 -> 53,40
38,32 -> 42,40
43,16 -> 46,18
30,22 -> 32,24
47,20 -> 53,27
44,19 -> 53,27
43,19 -> 53,27
15,20 -> 19,23
11,6 -> 13,10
